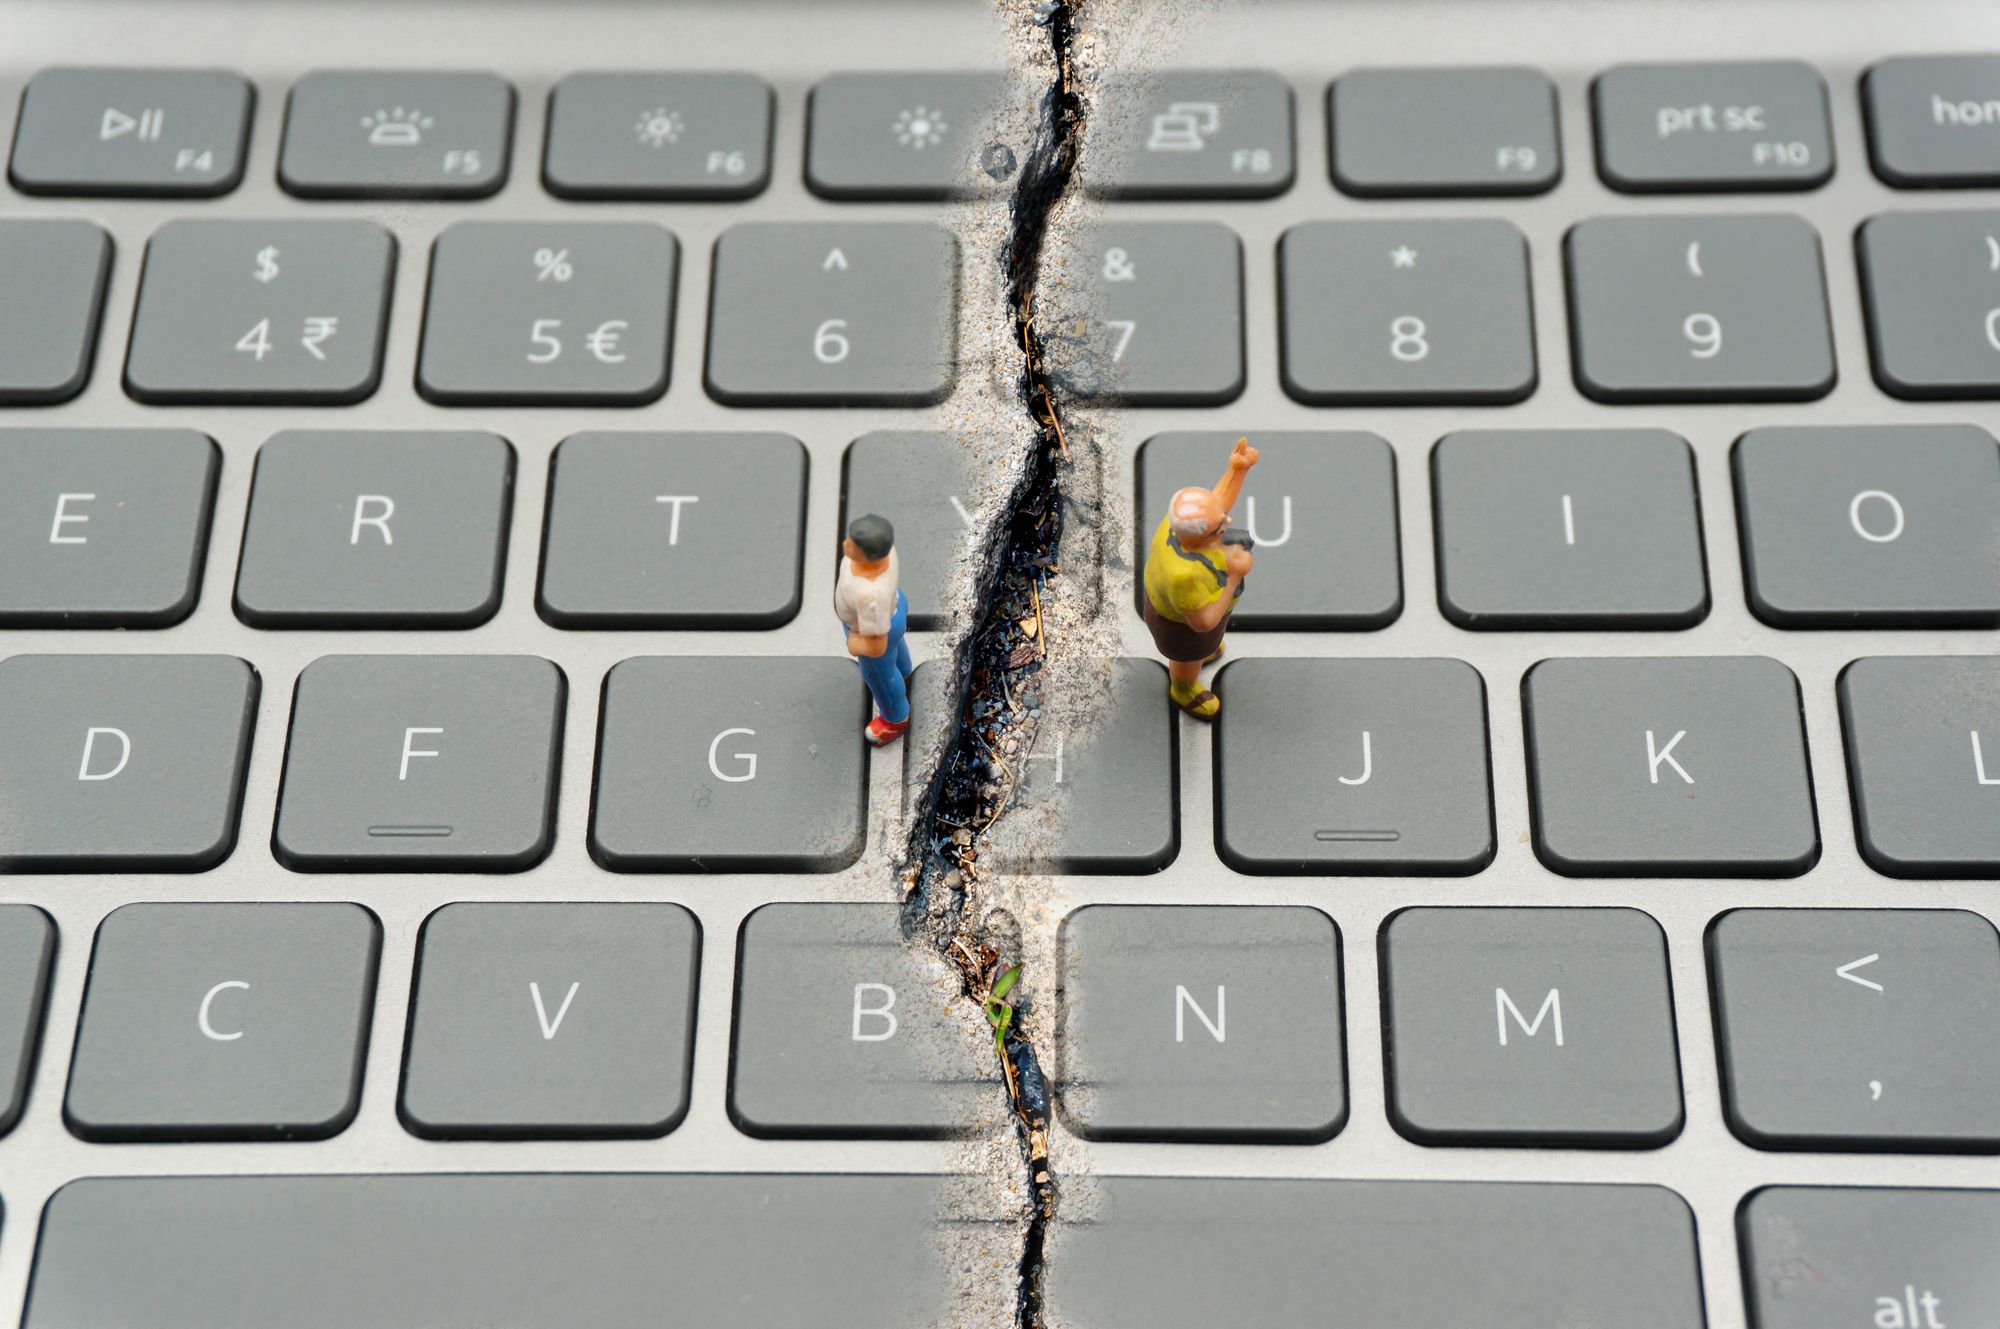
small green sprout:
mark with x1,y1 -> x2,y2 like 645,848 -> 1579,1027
984,963 -> 1022,1056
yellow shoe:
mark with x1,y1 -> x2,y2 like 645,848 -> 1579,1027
1169,679 -> 1220,720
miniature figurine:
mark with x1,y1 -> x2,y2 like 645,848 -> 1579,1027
835,514 -> 915,746
1141,436 -> 1259,719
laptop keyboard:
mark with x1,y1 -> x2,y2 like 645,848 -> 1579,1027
3,2 -> 2000,1324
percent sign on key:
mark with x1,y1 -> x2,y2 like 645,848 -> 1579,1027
533,247 -> 574,282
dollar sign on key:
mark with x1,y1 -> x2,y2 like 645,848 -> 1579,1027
254,246 -> 281,284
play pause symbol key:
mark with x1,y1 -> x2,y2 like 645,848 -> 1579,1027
10,68 -> 252,196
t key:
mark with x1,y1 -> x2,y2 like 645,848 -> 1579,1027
1710,909 -> 2000,1151
125,220 -> 395,404
1281,219 -> 1536,404
1567,214 -> 1835,402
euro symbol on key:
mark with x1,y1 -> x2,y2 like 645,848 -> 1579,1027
586,320 -> 628,363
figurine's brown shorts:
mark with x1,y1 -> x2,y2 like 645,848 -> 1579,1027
1142,599 -> 1229,663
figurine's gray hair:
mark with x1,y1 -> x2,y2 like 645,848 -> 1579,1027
847,514 -> 895,559
1168,487 -> 1220,538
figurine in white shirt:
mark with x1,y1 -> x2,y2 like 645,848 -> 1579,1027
834,514 -> 914,747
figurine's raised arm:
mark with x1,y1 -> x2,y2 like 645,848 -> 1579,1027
1211,436 -> 1259,515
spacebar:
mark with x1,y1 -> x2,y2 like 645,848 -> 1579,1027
27,1173 -> 1012,1328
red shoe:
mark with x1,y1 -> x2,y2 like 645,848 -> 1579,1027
865,715 -> 911,747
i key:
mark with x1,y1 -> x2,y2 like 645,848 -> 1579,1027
1567,214 -> 1834,402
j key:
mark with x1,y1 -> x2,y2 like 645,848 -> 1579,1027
1330,66 -> 1560,196
842,432 -> 991,628
592,657 -> 867,872
1865,55 -> 2000,188
806,71 -> 1011,200
539,432 -> 806,629
1057,905 -> 1345,1143
125,219 -> 395,405
9,67 -> 251,196
65,903 -> 379,1142
730,903 -> 998,1137
1735,425 -> 2000,627
418,222 -> 676,405
904,659 -> 1178,874
1432,429 -> 1708,630
1710,909 -> 2000,1151
1381,908 -> 1683,1148
1215,658 -> 1494,875
0,220 -> 110,403
401,904 -> 699,1139
1567,214 -> 1835,402
1840,656 -> 2000,876
280,69 -> 512,198
1858,210 -> 2000,399
0,429 -> 218,628
1741,1188 -> 2000,1329
1087,69 -> 1294,198
1593,61 -> 1833,191
706,223 -> 957,405
1523,657 -> 1817,876
0,907 -> 54,1137
0,655 -> 256,872
273,655 -> 564,872
236,431 -> 512,629
1043,1178 -> 1704,1329
1042,223 -> 1244,405
28,1173 -> 1002,1328
1137,431 -> 1402,630
1280,219 -> 1536,404
545,72 -> 773,199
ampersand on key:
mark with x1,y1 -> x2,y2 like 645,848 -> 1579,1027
1101,247 -> 1136,282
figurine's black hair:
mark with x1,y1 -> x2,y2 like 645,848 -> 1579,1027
846,514 -> 895,559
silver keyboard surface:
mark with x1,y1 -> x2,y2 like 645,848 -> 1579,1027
4,0 -> 2000,1324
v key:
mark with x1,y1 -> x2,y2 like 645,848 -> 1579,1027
529,980 -> 580,1039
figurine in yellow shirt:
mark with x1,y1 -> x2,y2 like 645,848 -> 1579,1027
1141,437 -> 1258,719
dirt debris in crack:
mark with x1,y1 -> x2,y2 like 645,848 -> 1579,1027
899,0 -> 1086,1324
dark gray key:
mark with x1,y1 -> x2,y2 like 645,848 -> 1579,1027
273,656 -> 563,871
1858,210 -> 2000,399
1330,66 -> 1559,196
418,222 -> 676,405
1741,1187 -> 2000,1329
730,903 -> 998,1137
1057,905 -> 1344,1143
1433,429 -> 1708,630
706,223 -> 957,405
1215,658 -> 1493,875
401,904 -> 699,1139
842,432 -> 987,629
280,70 -> 512,198
545,72 -> 772,199
1280,219 -> 1536,404
592,657 -> 866,872
1841,656 -> 2000,876
905,659 -> 1177,874
1041,223 -> 1243,404
0,906 -> 54,1137
1524,656 -> 1817,876
0,430 -> 217,628
806,71 -> 1009,200
0,655 -> 256,872
1137,431 -> 1401,630
1736,425 -> 2000,626
1087,69 -> 1294,198
9,67 -> 251,196
1866,55 -> 2000,188
0,220 -> 110,403
125,219 -> 395,404
1711,908 -> 2000,1151
236,431 -> 512,629
65,903 -> 378,1141
27,1173 -> 1003,1329
1567,214 -> 1835,402
1044,1178 -> 1704,1329
1594,62 -> 1833,191
539,432 -> 805,629
1382,908 -> 1683,1148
